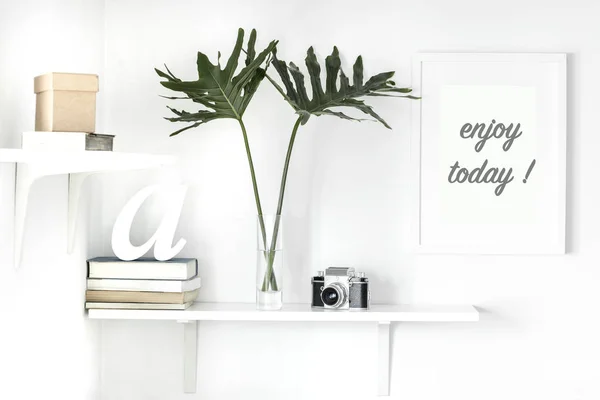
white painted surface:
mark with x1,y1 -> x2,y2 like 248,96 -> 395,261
89,302 -> 479,322
0,1 -> 105,399
2,0 -> 600,399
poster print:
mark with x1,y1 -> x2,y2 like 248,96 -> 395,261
411,54 -> 566,254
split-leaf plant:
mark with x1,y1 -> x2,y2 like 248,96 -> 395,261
155,28 -> 280,289
156,28 -> 418,296
262,47 -> 417,290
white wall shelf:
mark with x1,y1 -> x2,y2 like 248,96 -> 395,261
89,302 -> 479,396
0,149 -> 176,268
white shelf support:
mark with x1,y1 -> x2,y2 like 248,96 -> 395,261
67,172 -> 94,254
16,168 -> 96,266
89,303 -> 478,397
14,163 -> 36,269
178,320 -> 198,394
378,321 -> 391,396
1,149 -> 176,268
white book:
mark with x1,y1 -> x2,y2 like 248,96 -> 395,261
86,301 -> 194,310
87,276 -> 201,292
22,131 -> 114,151
87,257 -> 198,280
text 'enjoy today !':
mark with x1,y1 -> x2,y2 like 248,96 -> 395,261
447,119 -> 536,196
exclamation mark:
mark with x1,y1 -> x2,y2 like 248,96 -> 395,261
523,159 -> 536,183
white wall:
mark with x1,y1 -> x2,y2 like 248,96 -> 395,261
0,1 -> 105,399
96,1 -> 600,399
3,0 -> 600,399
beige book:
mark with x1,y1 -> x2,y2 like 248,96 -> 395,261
85,288 -> 199,304
86,302 -> 193,310
87,276 -> 201,293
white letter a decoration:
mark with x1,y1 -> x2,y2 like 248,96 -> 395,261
111,185 -> 187,261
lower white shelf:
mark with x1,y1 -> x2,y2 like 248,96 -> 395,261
87,302 -> 478,322
89,302 -> 479,396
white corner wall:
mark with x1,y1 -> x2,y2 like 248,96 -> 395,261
0,1 -> 105,399
2,0 -> 600,399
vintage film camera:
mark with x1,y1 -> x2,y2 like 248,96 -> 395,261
311,267 -> 370,310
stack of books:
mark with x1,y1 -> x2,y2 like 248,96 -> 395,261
85,257 -> 200,310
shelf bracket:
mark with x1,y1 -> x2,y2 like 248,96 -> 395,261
6,151 -> 176,268
67,172 -> 95,254
14,164 -> 37,269
378,321 -> 391,396
14,167 -> 94,267
178,320 -> 198,393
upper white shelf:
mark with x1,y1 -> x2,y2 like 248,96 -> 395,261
87,302 -> 479,322
0,148 -> 24,163
0,148 -> 176,268
0,148 -> 175,172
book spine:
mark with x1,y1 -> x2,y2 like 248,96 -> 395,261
86,302 -> 192,310
86,277 -> 201,292
87,279 -> 181,292
85,290 -> 184,303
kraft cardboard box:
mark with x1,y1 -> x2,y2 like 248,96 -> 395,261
34,72 -> 99,132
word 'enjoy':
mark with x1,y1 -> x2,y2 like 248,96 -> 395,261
460,119 -> 523,152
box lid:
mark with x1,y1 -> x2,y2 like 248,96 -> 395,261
34,72 -> 99,93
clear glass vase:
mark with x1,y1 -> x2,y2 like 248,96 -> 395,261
256,214 -> 283,310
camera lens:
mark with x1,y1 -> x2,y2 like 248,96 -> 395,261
320,283 -> 347,308
322,287 -> 339,306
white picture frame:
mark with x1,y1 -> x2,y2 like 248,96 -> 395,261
411,53 -> 566,254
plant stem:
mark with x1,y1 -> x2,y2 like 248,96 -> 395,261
261,116 -> 303,291
237,119 -> 269,256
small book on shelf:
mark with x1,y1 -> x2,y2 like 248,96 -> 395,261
85,288 -> 200,304
22,131 -> 114,151
85,302 -> 194,310
87,257 -> 198,280
87,276 -> 201,293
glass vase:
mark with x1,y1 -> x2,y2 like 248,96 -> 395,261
256,214 -> 283,310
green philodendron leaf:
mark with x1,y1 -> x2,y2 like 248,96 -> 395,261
156,28 -> 278,136
266,46 -> 418,129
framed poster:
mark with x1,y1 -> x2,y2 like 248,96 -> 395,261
411,53 -> 566,254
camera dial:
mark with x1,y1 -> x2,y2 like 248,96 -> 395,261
321,282 -> 348,308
